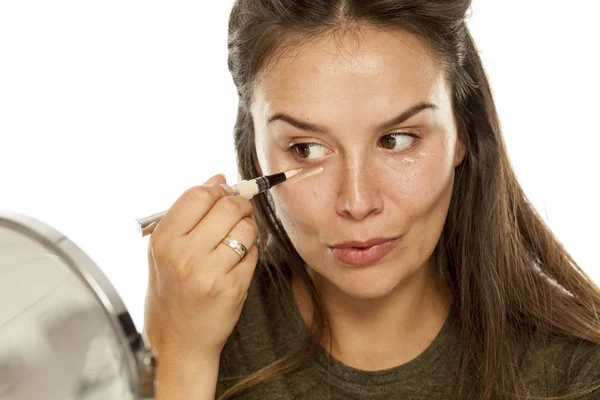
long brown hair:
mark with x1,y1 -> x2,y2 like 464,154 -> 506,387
222,1 -> 600,398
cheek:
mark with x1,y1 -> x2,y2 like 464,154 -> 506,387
384,142 -> 456,218
270,182 -> 329,236
389,148 -> 456,259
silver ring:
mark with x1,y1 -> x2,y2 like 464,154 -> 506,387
220,234 -> 248,261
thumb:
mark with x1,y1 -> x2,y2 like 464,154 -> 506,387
204,173 -> 227,186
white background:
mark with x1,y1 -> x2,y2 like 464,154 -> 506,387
1,1 -> 598,330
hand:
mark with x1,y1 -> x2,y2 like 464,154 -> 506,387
143,174 -> 259,365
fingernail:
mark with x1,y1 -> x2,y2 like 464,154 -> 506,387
204,173 -> 226,184
204,175 -> 217,184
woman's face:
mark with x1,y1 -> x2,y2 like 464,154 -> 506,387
251,27 -> 465,300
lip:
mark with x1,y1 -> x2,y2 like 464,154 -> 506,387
329,236 -> 400,266
331,237 -> 398,248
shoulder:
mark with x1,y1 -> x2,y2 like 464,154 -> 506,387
519,331 -> 600,397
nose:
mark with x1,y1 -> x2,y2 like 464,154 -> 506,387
335,156 -> 384,221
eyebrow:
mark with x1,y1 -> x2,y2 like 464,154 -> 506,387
266,101 -> 438,134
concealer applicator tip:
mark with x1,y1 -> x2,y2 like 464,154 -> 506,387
284,168 -> 303,179
288,166 -> 324,184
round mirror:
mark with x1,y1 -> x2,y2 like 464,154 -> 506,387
0,211 -> 155,400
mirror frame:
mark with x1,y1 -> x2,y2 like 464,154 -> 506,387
0,211 -> 155,399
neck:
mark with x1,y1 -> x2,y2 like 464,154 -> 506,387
292,259 -> 453,371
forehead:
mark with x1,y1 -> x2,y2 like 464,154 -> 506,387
251,27 -> 447,116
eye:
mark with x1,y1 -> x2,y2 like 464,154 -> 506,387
380,133 -> 416,151
290,142 -> 329,160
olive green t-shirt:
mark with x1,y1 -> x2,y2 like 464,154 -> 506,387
216,274 -> 600,399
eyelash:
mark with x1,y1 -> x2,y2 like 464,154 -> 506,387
288,132 -> 420,161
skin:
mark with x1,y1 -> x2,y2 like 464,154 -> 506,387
250,26 -> 466,371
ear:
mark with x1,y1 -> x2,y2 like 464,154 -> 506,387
453,122 -> 468,167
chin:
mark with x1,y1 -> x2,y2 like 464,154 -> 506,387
337,283 -> 397,300
324,260 -> 416,300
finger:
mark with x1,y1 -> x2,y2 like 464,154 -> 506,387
224,245 -> 259,294
146,240 -> 157,282
153,178 -> 229,238
210,216 -> 258,272
206,174 -> 227,186
189,195 -> 254,248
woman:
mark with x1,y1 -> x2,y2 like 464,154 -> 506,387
144,1 -> 600,398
